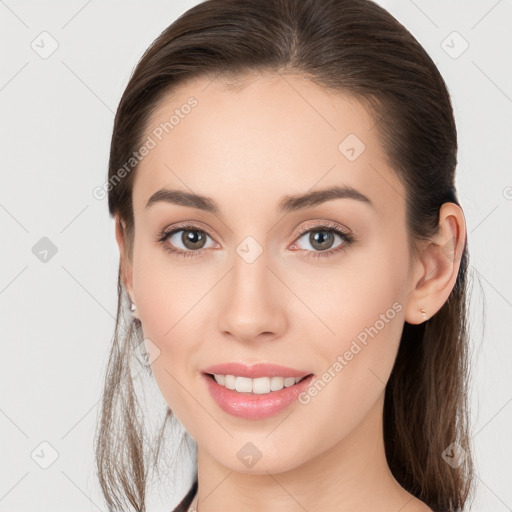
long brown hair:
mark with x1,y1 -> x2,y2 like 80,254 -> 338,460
95,0 -> 475,510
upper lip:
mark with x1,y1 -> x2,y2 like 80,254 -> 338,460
202,362 -> 313,379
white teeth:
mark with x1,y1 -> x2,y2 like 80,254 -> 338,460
212,374 -> 305,394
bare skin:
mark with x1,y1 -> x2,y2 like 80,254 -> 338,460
115,71 -> 465,512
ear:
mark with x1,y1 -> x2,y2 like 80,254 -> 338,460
404,202 -> 466,325
115,214 -> 134,302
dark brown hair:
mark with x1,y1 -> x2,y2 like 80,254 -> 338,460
95,0 -> 475,511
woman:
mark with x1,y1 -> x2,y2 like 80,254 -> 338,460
95,0 -> 475,510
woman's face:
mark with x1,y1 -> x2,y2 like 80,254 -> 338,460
122,72 -> 422,474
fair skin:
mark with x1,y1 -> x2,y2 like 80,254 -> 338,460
115,72 -> 465,512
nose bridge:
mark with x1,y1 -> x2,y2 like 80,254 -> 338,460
232,241 -> 271,297
217,237 -> 287,340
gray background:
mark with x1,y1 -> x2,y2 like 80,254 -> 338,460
0,0 -> 511,510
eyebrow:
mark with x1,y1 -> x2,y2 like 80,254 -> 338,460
145,185 -> 373,213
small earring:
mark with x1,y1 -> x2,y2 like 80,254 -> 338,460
129,298 -> 139,321
420,308 -> 427,321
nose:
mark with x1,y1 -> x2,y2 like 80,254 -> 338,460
217,248 -> 288,344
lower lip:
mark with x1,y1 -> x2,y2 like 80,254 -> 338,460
202,373 -> 315,420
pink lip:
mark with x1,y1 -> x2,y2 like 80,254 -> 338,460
201,362 -> 311,379
202,373 -> 315,420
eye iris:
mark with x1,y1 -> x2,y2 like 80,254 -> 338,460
182,230 -> 206,250
310,230 -> 334,251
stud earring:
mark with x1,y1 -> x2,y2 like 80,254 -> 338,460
420,308 -> 427,321
129,297 -> 139,321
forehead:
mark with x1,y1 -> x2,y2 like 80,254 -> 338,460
132,72 -> 406,220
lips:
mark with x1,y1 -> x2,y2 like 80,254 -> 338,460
203,371 -> 316,419
201,362 -> 313,379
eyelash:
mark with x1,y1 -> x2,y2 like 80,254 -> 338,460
156,221 -> 355,260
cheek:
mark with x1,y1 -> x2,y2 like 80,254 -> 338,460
132,242 -> 211,339
130,249 -> 216,399
295,240 -> 407,400
132,258 -> 205,421
291,246 -> 406,348
292,272 -> 405,450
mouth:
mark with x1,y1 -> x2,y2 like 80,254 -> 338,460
202,371 -> 315,420
203,372 -> 313,395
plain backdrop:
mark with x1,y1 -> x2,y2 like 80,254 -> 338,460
0,1 -> 511,510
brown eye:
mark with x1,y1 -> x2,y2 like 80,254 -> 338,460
179,229 -> 208,250
295,228 -> 344,253
291,223 -> 355,260
307,230 -> 336,251
158,225 -> 217,258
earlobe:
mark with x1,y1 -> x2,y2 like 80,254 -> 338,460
404,202 -> 466,325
